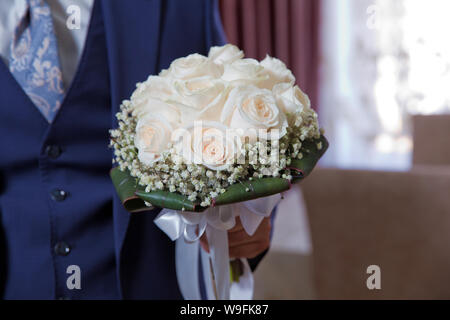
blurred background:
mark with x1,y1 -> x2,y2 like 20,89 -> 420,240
218,0 -> 450,299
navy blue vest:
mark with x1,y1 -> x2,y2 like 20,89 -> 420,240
0,1 -> 119,299
0,0 -> 228,299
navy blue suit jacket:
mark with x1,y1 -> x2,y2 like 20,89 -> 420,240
104,0 -> 228,299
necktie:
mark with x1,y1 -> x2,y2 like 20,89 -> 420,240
9,0 -> 65,123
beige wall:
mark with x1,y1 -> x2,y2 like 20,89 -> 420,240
413,115 -> 450,166
255,115 -> 450,300
302,167 -> 450,299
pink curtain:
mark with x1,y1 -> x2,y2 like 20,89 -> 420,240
219,0 -> 321,110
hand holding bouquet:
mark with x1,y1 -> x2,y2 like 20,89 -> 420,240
110,44 -> 328,299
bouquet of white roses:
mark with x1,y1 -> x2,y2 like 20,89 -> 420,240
110,44 -> 327,300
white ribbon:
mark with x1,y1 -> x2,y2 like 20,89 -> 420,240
154,194 -> 281,300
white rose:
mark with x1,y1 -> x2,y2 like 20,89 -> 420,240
133,97 -> 181,123
221,86 -> 288,140
172,77 -> 224,109
174,121 -> 241,171
221,58 -> 268,87
158,68 -> 169,77
130,76 -> 174,108
259,55 -> 295,90
134,97 -> 205,127
170,77 -> 230,122
163,53 -> 223,80
135,113 -> 173,165
272,83 -> 311,114
208,44 -> 244,65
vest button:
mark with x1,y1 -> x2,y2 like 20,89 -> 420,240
54,242 -> 71,256
45,145 -> 62,159
51,189 -> 68,202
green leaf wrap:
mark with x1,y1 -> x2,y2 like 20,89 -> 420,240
110,167 -> 147,212
135,190 -> 203,212
110,135 -> 328,213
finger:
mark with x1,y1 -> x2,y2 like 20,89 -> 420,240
229,240 -> 270,259
229,216 -> 270,237
228,229 -> 256,247
228,217 -> 271,247
199,234 -> 210,253
229,239 -> 262,250
228,216 -> 244,233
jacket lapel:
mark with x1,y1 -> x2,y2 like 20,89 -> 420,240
101,0 -> 162,298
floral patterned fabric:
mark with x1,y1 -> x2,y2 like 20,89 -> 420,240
9,0 -> 65,123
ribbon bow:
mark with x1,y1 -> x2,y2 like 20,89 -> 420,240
154,194 -> 281,300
